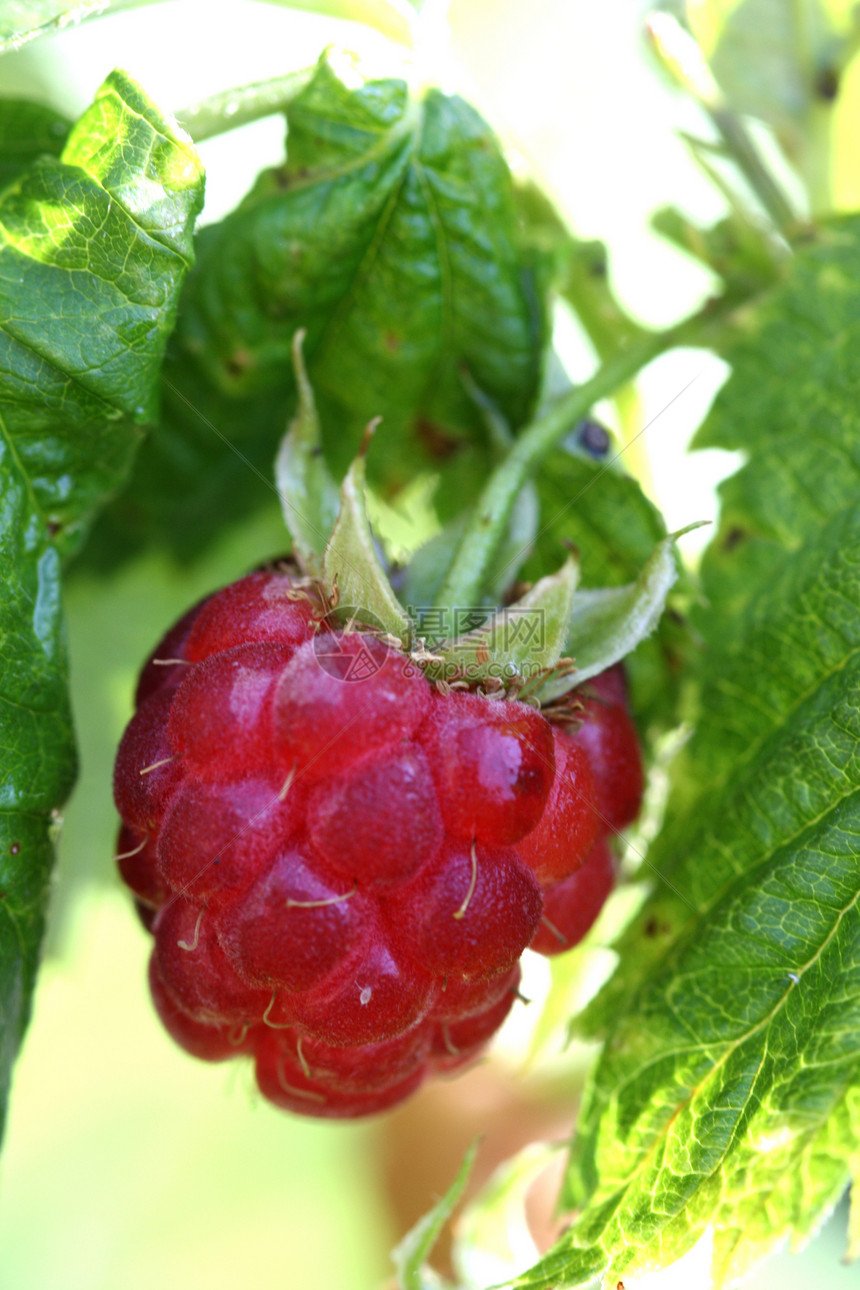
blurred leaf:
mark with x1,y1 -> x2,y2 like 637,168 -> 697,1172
0,99 -> 69,190
392,1140 -> 478,1290
521,217 -> 860,1289
652,203 -> 785,294
684,0 -> 860,199
452,1144 -> 554,1288
0,69 -> 203,1140
0,0 -> 417,52
88,52 -> 548,565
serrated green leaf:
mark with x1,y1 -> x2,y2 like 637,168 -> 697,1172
584,217 -> 860,1027
515,507 -> 860,1290
694,217 -> 860,618
0,69 -> 204,556
88,51 -> 547,564
323,450 -> 412,642
0,69 -> 203,1141
0,100 -> 70,191
425,557 -> 578,690
392,1140 -> 478,1290
532,220 -> 860,1288
274,329 -> 339,574
536,531 -> 687,703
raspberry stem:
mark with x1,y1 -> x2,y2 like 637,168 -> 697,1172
433,293 -> 744,614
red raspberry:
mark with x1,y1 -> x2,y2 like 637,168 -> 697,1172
425,693 -> 555,845
516,727 -> 599,883
113,571 -> 643,1118
569,666 -> 644,832
529,835 -> 615,957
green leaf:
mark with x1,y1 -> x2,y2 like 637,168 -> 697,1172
517,500 -> 860,1288
0,69 -> 204,556
0,0 -> 417,53
687,0 -> 860,146
681,0 -> 860,209
88,51 -> 547,564
695,215 -> 860,622
0,100 -> 69,191
527,218 -> 860,1288
0,69 -> 203,1140
323,449 -> 412,642
392,1140 -> 478,1290
274,329 -> 339,575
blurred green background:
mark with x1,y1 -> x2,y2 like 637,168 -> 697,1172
1,2 -> 858,1287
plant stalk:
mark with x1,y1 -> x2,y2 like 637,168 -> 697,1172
433,297 -> 740,612
176,68 -> 315,142
709,107 -> 799,235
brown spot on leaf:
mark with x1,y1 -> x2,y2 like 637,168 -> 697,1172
224,350 -> 253,379
815,67 -> 839,101
722,525 -> 748,552
416,418 -> 460,461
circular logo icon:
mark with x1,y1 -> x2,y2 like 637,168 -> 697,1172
312,606 -> 389,682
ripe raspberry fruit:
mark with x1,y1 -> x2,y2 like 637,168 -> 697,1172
114,567 -> 644,1118
569,665 -> 644,832
528,835 -> 616,957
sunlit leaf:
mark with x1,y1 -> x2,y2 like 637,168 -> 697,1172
88,51 -> 547,563
523,217 -> 860,1288
0,70 -> 203,1139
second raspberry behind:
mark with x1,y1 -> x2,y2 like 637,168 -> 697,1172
114,568 -> 643,1118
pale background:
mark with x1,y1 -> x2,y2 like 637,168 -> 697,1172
0,3 -> 855,1287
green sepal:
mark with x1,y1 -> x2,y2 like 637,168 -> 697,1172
323,443 -> 412,644
423,557 -> 578,691
391,1139 -> 479,1290
535,529 -> 695,704
274,330 -> 340,576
